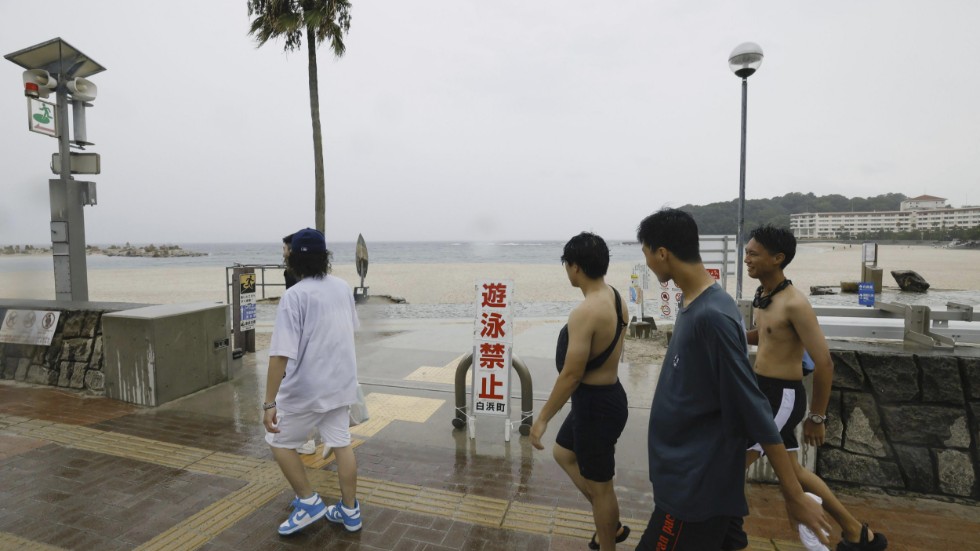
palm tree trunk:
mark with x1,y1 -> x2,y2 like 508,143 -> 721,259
307,26 -> 326,233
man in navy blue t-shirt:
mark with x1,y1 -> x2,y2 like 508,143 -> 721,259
635,209 -> 830,550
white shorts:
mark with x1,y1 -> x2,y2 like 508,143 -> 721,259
265,406 -> 351,449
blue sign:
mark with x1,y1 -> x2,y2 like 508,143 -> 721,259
858,282 -> 875,307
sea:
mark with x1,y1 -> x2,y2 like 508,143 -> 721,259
0,240 -> 644,271
2,241 -> 979,320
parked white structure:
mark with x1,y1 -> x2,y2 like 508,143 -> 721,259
790,195 -> 980,239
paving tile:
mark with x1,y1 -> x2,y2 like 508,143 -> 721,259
4,375 -> 980,551
0,445 -> 244,550
91,409 -> 273,459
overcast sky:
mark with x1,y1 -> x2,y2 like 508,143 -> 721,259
2,1 -> 978,245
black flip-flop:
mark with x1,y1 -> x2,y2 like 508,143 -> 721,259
588,522 -> 630,550
837,524 -> 888,551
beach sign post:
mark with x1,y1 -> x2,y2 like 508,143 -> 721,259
232,267 -> 256,352
471,279 -> 515,441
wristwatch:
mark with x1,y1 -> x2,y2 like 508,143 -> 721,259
807,411 -> 827,424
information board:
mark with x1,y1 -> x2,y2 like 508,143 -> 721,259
0,310 -> 60,345
239,273 -> 256,331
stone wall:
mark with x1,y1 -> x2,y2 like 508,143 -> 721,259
0,310 -> 106,392
818,344 -> 980,499
0,301 -> 149,394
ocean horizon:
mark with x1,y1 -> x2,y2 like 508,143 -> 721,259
3,241 -> 979,315
0,240 -> 654,272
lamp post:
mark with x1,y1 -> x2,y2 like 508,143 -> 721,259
729,42 -> 763,300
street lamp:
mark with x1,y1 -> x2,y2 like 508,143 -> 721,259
729,42 -> 763,300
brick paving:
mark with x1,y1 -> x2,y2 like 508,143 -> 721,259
2,334 -> 980,551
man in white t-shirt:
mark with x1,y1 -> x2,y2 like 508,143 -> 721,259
262,228 -> 363,535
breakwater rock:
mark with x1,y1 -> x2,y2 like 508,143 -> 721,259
96,244 -> 205,258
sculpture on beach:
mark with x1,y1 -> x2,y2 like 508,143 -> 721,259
354,234 -> 369,302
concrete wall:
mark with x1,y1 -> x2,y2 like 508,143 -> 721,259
819,342 -> 980,499
102,302 -> 230,407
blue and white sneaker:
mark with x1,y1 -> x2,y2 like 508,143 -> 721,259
278,493 -> 326,535
325,498 -> 362,532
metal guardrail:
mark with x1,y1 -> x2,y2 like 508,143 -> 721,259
224,264 -> 286,304
740,299 -> 980,348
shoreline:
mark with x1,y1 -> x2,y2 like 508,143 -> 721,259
1,244 -> 979,306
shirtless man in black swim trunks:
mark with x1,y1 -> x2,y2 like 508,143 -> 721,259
743,225 -> 887,551
530,232 -> 630,551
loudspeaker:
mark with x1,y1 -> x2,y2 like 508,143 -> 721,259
22,69 -> 58,99
67,77 -> 97,102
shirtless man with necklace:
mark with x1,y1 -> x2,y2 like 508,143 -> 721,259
743,225 -> 887,551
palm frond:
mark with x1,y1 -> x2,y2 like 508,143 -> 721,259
247,0 -> 307,52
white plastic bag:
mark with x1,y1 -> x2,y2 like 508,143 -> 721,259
349,384 -> 370,426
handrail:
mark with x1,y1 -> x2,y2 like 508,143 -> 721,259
224,264 -> 286,304
812,302 -> 980,323
744,300 -> 980,348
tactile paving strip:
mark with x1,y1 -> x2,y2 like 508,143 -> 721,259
404,353 -> 468,385
0,532 -> 65,551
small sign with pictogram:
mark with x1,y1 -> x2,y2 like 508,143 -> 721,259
27,98 -> 57,137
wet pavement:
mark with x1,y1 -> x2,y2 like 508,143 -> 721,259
1,315 -> 978,550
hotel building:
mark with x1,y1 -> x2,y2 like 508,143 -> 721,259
790,195 -> 980,239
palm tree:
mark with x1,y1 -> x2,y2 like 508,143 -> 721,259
247,0 -> 352,233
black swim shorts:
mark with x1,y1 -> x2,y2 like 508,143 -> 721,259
555,380 -> 628,482
748,374 -> 806,454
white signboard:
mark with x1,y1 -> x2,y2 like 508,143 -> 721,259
239,274 -> 256,332
0,310 -> 61,345
27,98 -> 57,137
472,279 -> 514,417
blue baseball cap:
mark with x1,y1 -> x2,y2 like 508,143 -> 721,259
291,228 -> 326,253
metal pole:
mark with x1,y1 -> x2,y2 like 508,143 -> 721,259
50,79 -> 89,301
735,77 -> 748,300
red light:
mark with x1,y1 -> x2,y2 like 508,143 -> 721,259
24,82 -> 39,99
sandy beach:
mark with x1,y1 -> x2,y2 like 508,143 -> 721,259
1,243 -> 978,306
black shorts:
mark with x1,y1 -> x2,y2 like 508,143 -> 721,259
637,507 -> 744,551
555,380 -> 628,482
748,375 -> 806,454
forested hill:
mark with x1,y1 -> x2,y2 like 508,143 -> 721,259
680,192 -> 906,235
